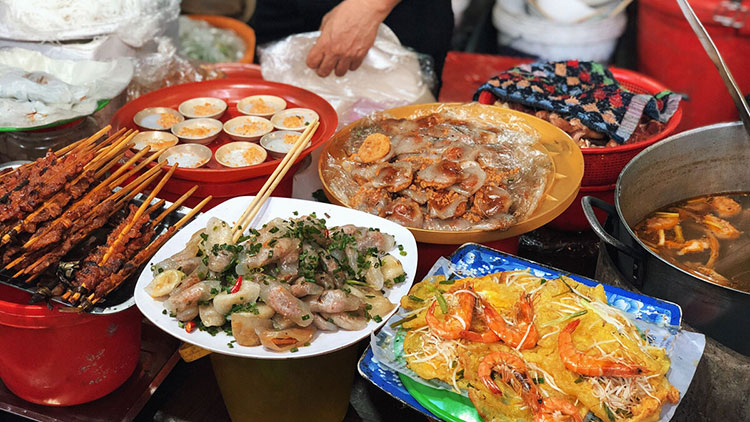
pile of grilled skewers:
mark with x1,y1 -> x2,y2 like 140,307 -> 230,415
0,127 -> 210,311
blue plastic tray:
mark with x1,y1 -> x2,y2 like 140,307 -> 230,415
358,243 -> 682,421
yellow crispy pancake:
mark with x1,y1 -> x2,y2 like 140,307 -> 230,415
400,271 -> 679,422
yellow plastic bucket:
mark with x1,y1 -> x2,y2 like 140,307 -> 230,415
211,345 -> 359,422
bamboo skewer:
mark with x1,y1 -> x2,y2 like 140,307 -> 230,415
231,120 -> 319,243
20,164 -> 163,251
99,164 -> 177,265
152,186 -> 198,227
84,195 -> 212,307
15,169 -> 165,278
0,146 -> 154,248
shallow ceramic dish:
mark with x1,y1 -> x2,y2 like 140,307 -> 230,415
157,144 -> 212,168
178,97 -> 227,119
135,196 -> 418,359
133,107 -> 184,131
131,131 -> 179,151
271,108 -> 319,131
237,95 -> 287,117
214,141 -> 268,168
318,102 -> 584,244
171,118 -> 223,144
259,130 -> 310,159
222,115 -> 274,142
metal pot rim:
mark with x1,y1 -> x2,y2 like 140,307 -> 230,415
614,121 -> 749,296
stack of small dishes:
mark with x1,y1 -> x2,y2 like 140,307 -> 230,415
131,94 -> 318,170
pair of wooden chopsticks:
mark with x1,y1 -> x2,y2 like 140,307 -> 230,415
230,119 -> 320,243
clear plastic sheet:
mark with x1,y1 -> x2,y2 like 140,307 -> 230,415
321,104 -> 552,232
178,16 -> 245,63
0,48 -> 133,128
260,24 -> 437,128
126,37 -> 224,101
0,0 -> 180,45
371,257 -> 706,422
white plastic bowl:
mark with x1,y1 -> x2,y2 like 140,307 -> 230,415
178,97 -> 228,119
237,95 -> 287,117
223,116 -> 274,142
171,118 -> 223,144
158,144 -> 212,168
131,131 -> 179,151
133,107 -> 184,131
260,130 -> 310,160
270,108 -> 319,132
215,141 -> 268,168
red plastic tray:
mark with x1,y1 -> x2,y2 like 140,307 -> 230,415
110,79 -> 338,183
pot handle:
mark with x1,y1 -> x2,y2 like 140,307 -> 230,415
581,196 -> 643,259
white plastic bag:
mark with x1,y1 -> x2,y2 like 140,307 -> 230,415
0,0 -> 180,46
0,48 -> 133,128
260,24 -> 436,128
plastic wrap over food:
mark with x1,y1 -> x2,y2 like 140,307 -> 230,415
0,48 -> 133,128
321,103 -> 552,232
371,257 -> 707,422
178,16 -> 246,63
126,38 -> 224,101
0,0 -> 180,46
260,24 -> 436,128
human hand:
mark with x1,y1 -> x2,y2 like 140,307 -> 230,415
306,0 -> 400,77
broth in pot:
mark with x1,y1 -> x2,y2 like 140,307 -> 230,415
633,193 -> 750,292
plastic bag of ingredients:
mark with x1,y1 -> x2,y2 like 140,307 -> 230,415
260,24 -> 437,128
178,16 -> 246,63
0,48 -> 133,129
0,0 -> 180,47
126,37 -> 224,101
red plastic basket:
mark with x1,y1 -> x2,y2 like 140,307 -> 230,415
477,68 -> 683,186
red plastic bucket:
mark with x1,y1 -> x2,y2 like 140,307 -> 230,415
638,0 -> 750,131
547,183 -> 615,231
0,284 -> 141,406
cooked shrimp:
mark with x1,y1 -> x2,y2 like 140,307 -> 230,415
477,351 -> 542,410
480,293 -> 539,350
558,319 -> 647,377
710,196 -> 741,218
461,328 -> 500,343
534,397 -> 582,422
703,214 -> 740,240
676,238 -> 710,255
425,287 -> 475,340
356,133 -> 391,163
644,216 -> 679,232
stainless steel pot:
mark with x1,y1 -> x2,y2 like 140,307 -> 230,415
582,122 -> 750,355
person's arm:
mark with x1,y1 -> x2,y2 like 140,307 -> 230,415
306,0 -> 401,77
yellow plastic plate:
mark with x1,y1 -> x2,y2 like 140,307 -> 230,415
318,102 -> 584,244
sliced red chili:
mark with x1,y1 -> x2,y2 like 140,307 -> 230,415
230,275 -> 243,294
185,321 -> 196,333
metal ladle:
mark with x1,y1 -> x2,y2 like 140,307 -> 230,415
676,0 -> 750,135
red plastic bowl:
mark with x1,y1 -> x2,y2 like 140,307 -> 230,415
477,68 -> 683,186
547,183 -> 616,232
0,285 -> 141,406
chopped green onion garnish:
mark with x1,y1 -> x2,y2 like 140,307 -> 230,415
345,279 -> 370,287
434,290 -> 449,314
408,295 -> 424,302
540,310 -> 588,328
389,314 -> 417,328
290,347 -> 299,353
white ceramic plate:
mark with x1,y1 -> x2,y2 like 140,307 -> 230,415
135,196 -> 418,359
